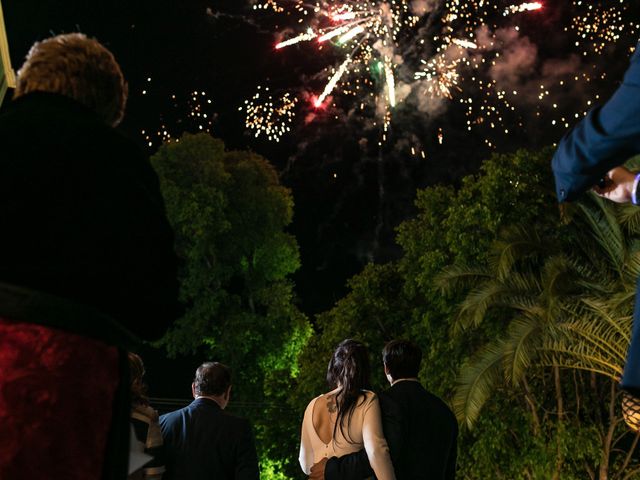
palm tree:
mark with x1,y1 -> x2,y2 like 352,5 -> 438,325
439,194 -> 640,478
439,223 -> 564,428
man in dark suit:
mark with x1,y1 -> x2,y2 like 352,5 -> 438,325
311,340 -> 458,480
159,362 -> 260,480
551,42 -> 640,398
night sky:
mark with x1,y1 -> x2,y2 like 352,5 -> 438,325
4,0 -> 640,317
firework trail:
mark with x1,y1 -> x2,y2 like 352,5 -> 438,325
504,2 -> 543,16
315,57 -> 353,107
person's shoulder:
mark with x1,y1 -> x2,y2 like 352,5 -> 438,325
358,389 -> 380,408
101,126 -> 149,167
419,389 -> 457,423
630,43 -> 640,64
389,382 -> 450,408
312,392 -> 328,402
132,403 -> 159,424
422,389 -> 450,407
158,408 -> 178,422
159,405 -> 188,427
304,392 -> 328,412
217,410 -> 254,438
362,389 -> 378,400
222,410 -> 252,425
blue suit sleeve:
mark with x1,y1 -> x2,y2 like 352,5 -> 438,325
552,44 -> 640,202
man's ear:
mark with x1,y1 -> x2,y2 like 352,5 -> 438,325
192,382 -> 197,399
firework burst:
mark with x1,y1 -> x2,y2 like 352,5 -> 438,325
415,56 -> 461,99
247,0 -> 638,156
240,86 -> 298,142
254,0 -> 542,143
273,0 -> 421,118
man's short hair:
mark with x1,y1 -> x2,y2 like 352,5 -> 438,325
383,340 -> 422,380
14,33 -> 127,126
194,362 -> 232,397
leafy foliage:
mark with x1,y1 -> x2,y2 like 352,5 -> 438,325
441,160 -> 640,477
151,134 -> 311,478
153,140 -> 640,478
293,149 -> 640,478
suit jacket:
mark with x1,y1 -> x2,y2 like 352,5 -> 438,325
325,381 -> 458,480
0,91 -> 178,340
551,43 -> 640,391
552,43 -> 640,203
159,398 -> 260,480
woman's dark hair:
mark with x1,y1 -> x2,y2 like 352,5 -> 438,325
128,352 -> 149,406
326,339 -> 372,442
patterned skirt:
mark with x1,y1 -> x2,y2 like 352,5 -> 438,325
0,318 -> 120,479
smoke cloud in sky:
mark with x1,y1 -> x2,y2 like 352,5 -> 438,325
410,0 -> 441,17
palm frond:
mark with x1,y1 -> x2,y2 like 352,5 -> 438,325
578,298 -> 632,345
453,339 -> 508,428
436,264 -> 492,294
502,313 -> 544,385
566,252 -> 613,287
455,281 -> 504,332
454,283 -> 539,332
623,249 -> 640,283
537,341 -> 623,381
505,271 -> 543,295
618,203 -> 640,236
539,299 -> 631,375
577,196 -> 625,274
490,226 -> 544,282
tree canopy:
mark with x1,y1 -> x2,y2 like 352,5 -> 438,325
151,133 -> 311,478
151,137 -> 640,478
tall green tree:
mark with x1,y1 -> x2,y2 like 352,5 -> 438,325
151,133 -> 311,478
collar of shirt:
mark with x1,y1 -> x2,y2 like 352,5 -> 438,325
391,377 -> 420,386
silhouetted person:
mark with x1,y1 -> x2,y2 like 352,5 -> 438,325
128,353 -> 165,480
311,340 -> 458,480
159,362 -> 259,480
0,33 -> 178,480
300,339 -> 396,480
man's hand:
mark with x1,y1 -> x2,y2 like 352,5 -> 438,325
593,166 -> 636,204
309,457 -> 328,480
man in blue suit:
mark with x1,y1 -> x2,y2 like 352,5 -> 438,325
552,42 -> 640,397
159,362 -> 260,480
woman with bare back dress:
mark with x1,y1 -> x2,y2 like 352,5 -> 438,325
299,339 -> 396,480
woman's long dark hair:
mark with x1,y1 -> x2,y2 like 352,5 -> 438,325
128,352 -> 149,407
326,339 -> 372,442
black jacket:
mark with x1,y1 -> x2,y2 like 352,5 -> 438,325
0,92 -> 178,340
159,398 -> 260,480
325,381 -> 458,480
